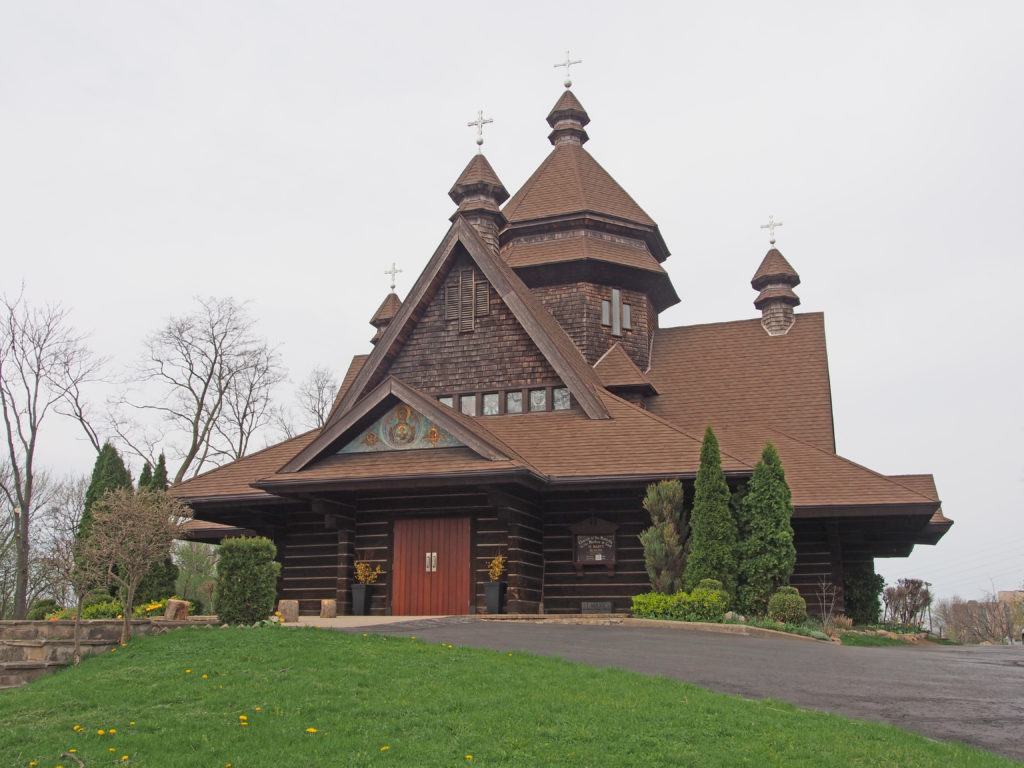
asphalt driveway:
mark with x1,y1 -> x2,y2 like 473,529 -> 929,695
345,618 -> 1024,762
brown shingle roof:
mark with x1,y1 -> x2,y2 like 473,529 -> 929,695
449,153 -> 507,195
501,234 -> 666,274
593,343 -> 658,393
646,314 -> 836,452
548,90 -> 589,124
751,248 -> 800,289
370,293 -> 402,326
502,144 -> 656,227
325,354 -> 369,424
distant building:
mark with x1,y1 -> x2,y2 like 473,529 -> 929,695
171,86 -> 950,616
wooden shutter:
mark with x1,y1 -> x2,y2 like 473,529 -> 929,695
474,280 -> 489,316
459,270 -> 474,332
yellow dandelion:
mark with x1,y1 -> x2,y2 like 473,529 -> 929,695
110,648 -> 116,652
29,763 -> 36,766
109,728 -> 116,734
410,635 -> 415,639
97,729 -> 105,735
306,728 -> 317,733
72,725 -> 82,731
238,715 -> 247,721
466,756 -> 473,760
129,722 -> 135,726
240,722 -> 249,727
121,643 -> 126,647
381,745 -> 389,751
185,669 -> 191,674
362,633 -> 367,637
202,674 -> 208,679
109,747 -> 116,752
69,750 -> 76,753
121,757 -> 129,761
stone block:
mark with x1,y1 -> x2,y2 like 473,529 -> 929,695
278,600 -> 299,623
164,599 -> 190,621
320,599 -> 337,619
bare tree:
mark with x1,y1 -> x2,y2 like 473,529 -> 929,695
79,487 -> 193,643
0,291 -> 101,618
296,367 -> 338,430
35,474 -> 89,606
111,297 -> 284,484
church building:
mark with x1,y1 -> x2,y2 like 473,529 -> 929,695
171,82 -> 950,617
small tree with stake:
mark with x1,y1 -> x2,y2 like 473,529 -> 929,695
639,479 -> 687,594
80,488 -> 192,643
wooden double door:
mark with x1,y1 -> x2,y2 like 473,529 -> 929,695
392,517 -> 471,615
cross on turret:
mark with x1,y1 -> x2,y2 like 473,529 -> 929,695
760,215 -> 783,246
554,50 -> 582,88
467,110 -> 493,153
384,262 -> 402,292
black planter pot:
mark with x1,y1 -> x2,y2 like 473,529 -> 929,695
485,581 -> 507,615
351,584 -> 371,616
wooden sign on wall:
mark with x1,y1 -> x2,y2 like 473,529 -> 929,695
569,517 -> 618,576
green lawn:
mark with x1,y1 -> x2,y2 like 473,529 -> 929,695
0,625 -> 1016,767
839,632 -> 911,647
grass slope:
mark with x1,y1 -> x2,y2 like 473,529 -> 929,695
0,626 -> 1016,768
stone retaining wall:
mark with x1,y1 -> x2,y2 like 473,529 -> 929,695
0,618 -> 219,689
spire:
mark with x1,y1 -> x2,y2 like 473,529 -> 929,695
449,153 -> 508,253
369,292 -> 402,345
547,89 -> 590,147
751,246 -> 801,336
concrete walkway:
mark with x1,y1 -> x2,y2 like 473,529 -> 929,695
291,614 -> 1024,762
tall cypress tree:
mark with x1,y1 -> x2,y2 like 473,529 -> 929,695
150,454 -> 169,491
684,425 -> 738,598
138,462 -> 153,490
735,441 -> 797,616
79,443 -> 133,540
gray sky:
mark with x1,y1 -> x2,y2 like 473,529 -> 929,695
3,1 -> 1021,602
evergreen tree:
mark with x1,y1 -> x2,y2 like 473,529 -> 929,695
684,425 -> 738,597
150,454 -> 169,491
735,441 -> 797,616
79,443 -> 133,540
138,462 -> 153,490
639,479 -> 688,594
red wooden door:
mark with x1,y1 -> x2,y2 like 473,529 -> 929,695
392,518 -> 471,615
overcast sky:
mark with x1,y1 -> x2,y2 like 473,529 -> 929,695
3,2 -> 1021,602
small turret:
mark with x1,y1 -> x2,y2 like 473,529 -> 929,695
448,153 -> 508,253
369,292 -> 401,345
751,247 -> 801,336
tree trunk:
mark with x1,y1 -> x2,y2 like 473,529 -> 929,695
73,596 -> 84,664
121,584 -> 135,644
14,507 -> 29,619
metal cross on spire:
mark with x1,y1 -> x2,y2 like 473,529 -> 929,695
467,110 -> 493,153
384,262 -> 402,292
760,215 -> 784,246
554,50 -> 582,88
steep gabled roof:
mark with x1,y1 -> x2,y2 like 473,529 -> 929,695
646,315 -> 836,452
330,217 -> 610,422
502,143 -> 656,228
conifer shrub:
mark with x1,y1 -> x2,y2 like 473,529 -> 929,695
768,586 -> 807,624
26,598 -> 61,620
639,479 -> 688,594
135,557 -> 180,604
844,564 -> 886,625
684,426 -> 738,598
214,537 -> 281,625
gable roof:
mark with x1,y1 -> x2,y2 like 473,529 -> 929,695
593,343 -> 658,394
646,314 -> 836,452
281,376 -> 525,473
329,216 -> 610,422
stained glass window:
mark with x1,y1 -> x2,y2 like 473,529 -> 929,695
506,390 -> 523,414
529,389 -> 547,412
482,393 -> 499,416
553,387 -> 571,410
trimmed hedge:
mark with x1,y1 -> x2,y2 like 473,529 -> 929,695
631,588 -> 727,623
768,586 -> 807,624
214,537 -> 281,625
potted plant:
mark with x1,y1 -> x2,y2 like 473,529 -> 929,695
352,561 -> 384,616
484,553 -> 507,615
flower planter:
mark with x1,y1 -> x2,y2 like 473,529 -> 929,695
351,584 -> 371,616
485,581 -> 507,615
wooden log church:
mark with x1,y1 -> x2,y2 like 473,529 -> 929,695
171,82 -> 950,616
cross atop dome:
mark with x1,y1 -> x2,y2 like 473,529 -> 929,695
467,110 -> 493,154
760,214 -> 783,246
554,50 -> 582,88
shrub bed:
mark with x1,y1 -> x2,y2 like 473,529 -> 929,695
631,588 -> 727,622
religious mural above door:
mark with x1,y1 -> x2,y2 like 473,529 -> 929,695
338,404 -> 463,454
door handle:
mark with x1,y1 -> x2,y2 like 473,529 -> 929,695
425,552 -> 438,573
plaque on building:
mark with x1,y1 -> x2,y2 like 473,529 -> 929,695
569,517 -> 618,576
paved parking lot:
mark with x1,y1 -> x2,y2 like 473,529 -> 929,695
332,617 -> 1024,762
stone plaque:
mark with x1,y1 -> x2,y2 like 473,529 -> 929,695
581,600 -> 613,614
569,517 -> 618,576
